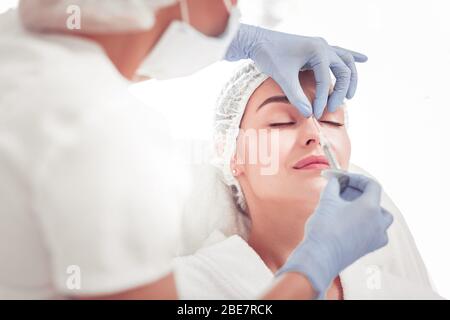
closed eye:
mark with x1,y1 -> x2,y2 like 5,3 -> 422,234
319,120 -> 344,127
269,122 -> 296,127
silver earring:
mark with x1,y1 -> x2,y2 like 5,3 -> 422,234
232,169 -> 237,176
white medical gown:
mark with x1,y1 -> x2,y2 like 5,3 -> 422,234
0,10 -> 180,298
173,230 -> 442,299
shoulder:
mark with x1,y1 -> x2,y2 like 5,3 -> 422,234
0,11 -> 131,118
0,21 -> 170,163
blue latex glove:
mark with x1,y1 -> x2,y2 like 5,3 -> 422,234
276,172 -> 393,299
225,24 -> 368,119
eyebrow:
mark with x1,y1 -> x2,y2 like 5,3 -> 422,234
257,95 -> 291,111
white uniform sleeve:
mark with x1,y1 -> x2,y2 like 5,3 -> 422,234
31,88 -> 181,296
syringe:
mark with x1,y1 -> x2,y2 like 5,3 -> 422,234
312,118 -> 349,193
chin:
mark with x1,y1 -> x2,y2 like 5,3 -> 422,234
292,193 -> 321,214
295,172 -> 327,188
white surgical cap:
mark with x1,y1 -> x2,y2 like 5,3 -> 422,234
213,62 -> 349,214
213,62 -> 269,214
19,0 -> 177,33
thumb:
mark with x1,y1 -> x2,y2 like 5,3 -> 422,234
277,72 -> 312,117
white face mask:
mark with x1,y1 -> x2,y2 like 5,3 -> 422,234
137,0 -> 241,80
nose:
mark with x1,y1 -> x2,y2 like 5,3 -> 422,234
297,118 -> 321,148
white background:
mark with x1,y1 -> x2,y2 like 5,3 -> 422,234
2,0 -> 449,298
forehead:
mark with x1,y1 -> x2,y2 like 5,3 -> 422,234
245,70 -> 339,117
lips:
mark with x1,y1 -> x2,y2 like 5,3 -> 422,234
293,155 -> 329,170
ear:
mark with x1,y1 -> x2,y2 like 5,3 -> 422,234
230,154 -> 243,177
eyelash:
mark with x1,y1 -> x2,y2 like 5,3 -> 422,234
269,122 -> 296,127
319,120 -> 344,127
269,121 -> 343,128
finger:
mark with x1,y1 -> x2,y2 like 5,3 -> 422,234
333,48 -> 358,99
344,173 -> 383,205
333,46 -> 368,63
277,72 -> 312,117
381,232 -> 389,248
320,176 -> 340,200
381,207 -> 394,229
347,173 -> 371,193
327,54 -> 351,113
360,178 -> 382,205
310,60 -> 332,119
340,185 -> 363,201
321,169 -> 348,181
322,170 -> 358,192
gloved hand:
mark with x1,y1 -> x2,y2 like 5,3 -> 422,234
276,172 -> 394,299
225,24 -> 368,119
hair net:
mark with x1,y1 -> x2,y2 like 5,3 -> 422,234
213,62 -> 269,214
213,62 -> 348,214
19,0 -> 177,33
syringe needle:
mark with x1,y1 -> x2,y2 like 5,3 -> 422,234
312,118 -> 340,170
312,118 -> 349,193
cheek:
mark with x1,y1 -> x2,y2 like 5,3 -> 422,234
324,128 -> 351,169
237,129 -> 298,196
237,129 -> 298,171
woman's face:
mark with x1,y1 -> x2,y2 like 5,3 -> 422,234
233,70 -> 351,213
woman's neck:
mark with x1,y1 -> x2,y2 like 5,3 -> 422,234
246,199 -> 318,273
